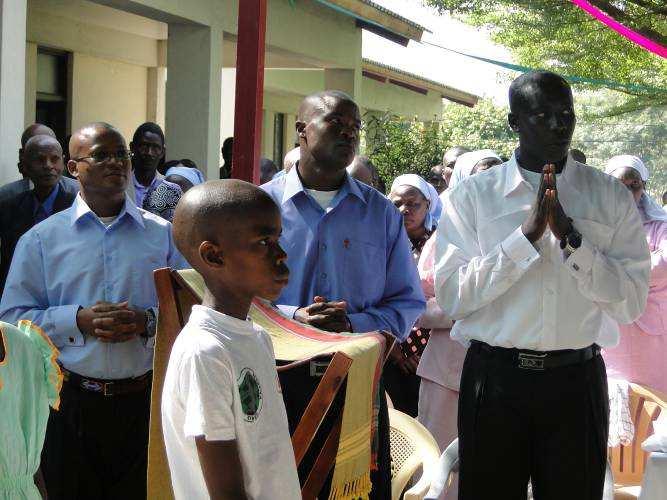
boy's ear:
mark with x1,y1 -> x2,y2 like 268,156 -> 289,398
199,241 -> 224,268
508,112 -> 519,133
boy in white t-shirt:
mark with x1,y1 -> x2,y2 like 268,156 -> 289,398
162,180 -> 301,500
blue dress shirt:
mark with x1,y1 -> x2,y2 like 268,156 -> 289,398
0,194 -> 188,379
33,182 -> 60,223
262,167 -> 425,341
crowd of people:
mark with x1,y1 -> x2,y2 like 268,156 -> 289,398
0,69 -> 664,500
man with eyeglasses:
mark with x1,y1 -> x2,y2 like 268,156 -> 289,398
127,121 -> 182,221
0,122 -> 187,499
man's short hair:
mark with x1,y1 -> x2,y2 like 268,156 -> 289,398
297,90 -> 357,123
132,122 -> 165,145
509,71 -> 572,114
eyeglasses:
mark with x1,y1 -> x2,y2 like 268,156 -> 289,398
72,150 -> 133,164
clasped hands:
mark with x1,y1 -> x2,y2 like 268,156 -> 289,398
521,164 -> 573,244
76,301 -> 147,343
294,296 -> 351,333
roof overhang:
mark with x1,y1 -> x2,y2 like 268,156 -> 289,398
315,0 -> 426,46
362,58 -> 479,107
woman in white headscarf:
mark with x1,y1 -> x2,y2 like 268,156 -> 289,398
389,174 -> 441,261
165,163 -> 205,193
382,174 -> 441,416
603,155 -> 667,393
447,149 -> 503,190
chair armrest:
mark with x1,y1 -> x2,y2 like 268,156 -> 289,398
424,438 -> 459,500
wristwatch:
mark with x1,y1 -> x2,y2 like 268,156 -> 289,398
561,228 -> 582,255
142,308 -> 157,339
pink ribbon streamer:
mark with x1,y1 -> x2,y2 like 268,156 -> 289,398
570,0 -> 666,58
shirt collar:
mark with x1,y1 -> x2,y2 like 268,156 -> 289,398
133,171 -> 161,190
503,151 -> 582,198
281,163 -> 366,206
70,193 -> 145,228
33,182 -> 61,216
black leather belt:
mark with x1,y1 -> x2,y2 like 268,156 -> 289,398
61,367 -> 152,396
470,340 -> 600,371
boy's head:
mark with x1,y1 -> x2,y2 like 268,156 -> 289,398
173,180 -> 289,303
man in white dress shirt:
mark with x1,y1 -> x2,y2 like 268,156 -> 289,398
435,71 -> 650,499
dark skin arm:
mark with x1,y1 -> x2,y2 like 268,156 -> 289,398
34,467 -> 47,499
195,437 -> 248,500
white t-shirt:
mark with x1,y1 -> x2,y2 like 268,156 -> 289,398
161,305 -> 301,500
305,188 -> 339,211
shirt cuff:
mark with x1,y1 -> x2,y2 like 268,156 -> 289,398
348,312 -> 408,342
276,304 -> 299,319
565,238 -> 595,278
53,305 -> 85,347
500,226 -> 540,270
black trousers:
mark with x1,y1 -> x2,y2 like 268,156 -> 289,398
458,343 -> 609,500
41,380 -> 151,500
383,361 -> 420,417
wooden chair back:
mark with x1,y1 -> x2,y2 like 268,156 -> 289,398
147,268 -> 354,500
609,383 -> 667,487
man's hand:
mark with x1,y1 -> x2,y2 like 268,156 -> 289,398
388,343 -> 419,375
76,301 -> 147,343
522,164 -> 554,243
294,296 -> 351,332
546,180 -> 573,241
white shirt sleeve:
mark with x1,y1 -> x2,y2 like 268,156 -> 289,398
565,194 -> 650,324
434,188 -> 540,320
181,351 -> 237,442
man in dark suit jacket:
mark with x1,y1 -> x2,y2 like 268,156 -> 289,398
0,135 -> 78,295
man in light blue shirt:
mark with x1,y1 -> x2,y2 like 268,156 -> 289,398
0,122 -> 186,499
262,91 -> 424,341
262,91 -> 424,500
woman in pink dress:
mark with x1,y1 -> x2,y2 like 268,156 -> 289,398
416,150 -> 503,449
604,155 -> 667,394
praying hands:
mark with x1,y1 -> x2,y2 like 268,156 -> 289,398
522,163 -> 573,244
76,301 -> 147,343
294,296 -> 352,333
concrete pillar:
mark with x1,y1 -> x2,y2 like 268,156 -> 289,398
0,0 -> 27,184
24,42 -> 37,126
324,67 -> 362,102
261,109 -> 274,159
165,24 -> 222,181
146,66 -> 166,129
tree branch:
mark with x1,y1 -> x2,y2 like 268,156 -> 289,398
585,0 -> 667,46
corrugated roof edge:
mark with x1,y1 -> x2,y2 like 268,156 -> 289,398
362,57 -> 479,102
360,0 -> 431,33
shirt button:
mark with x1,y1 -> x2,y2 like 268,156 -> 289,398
321,244 -> 327,251
321,273 -> 327,279
69,337 -> 75,344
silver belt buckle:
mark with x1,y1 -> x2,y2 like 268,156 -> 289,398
518,352 -> 547,370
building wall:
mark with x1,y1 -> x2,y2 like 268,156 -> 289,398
361,77 -> 443,122
71,53 -> 148,142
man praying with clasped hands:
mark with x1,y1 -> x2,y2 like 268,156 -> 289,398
434,71 -> 650,500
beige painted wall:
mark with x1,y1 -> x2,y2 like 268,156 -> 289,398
71,53 -> 148,142
361,77 -> 444,122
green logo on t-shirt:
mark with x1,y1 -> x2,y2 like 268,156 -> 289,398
238,368 -> 262,422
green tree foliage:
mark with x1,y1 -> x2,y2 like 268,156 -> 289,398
423,0 -> 667,114
363,100 -> 517,187
363,95 -> 667,197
